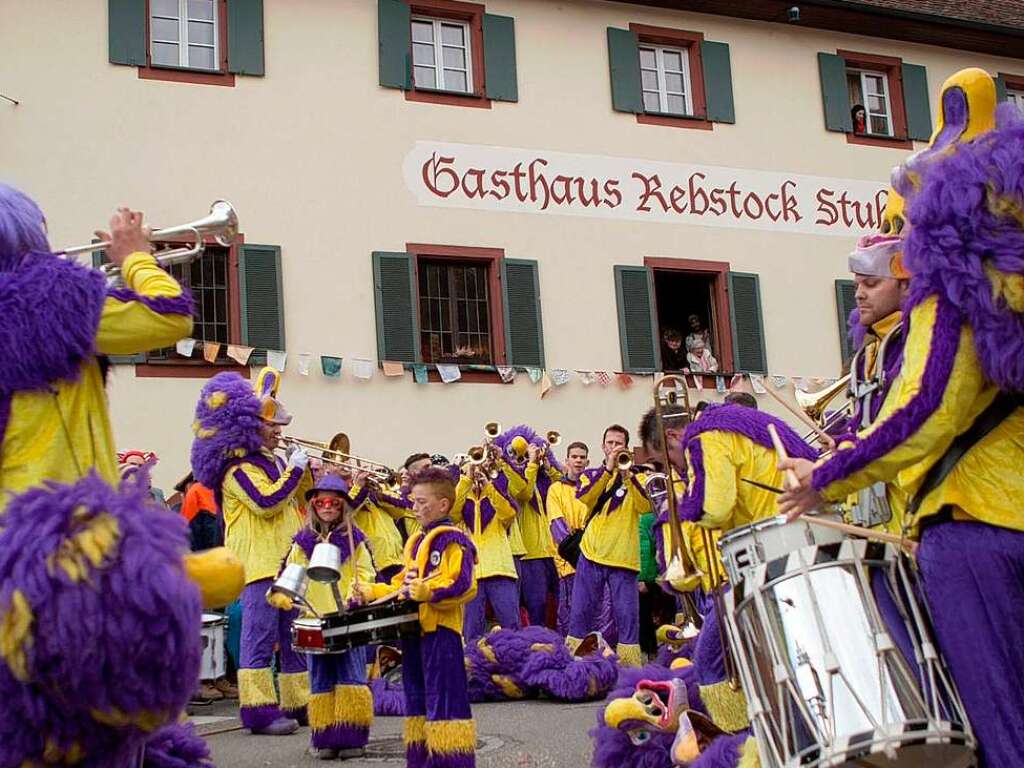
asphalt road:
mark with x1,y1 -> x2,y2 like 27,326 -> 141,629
195,698 -> 601,767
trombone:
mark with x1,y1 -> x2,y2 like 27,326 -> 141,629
795,374 -> 852,443
281,435 -> 394,484
59,200 -> 239,287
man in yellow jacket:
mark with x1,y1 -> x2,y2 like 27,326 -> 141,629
0,185 -> 193,501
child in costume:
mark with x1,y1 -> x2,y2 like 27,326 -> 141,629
191,367 -> 314,735
354,467 -> 478,768
272,474 -> 377,760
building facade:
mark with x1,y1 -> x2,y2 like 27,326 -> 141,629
4,0 -> 1024,490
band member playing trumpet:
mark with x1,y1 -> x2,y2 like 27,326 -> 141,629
272,475 -> 376,760
566,425 -> 650,667
0,186 -> 193,502
353,467 -> 479,768
191,367 -> 314,735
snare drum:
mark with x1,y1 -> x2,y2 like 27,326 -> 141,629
720,516 -> 975,768
200,613 -> 227,680
292,602 -> 421,654
292,617 -> 329,654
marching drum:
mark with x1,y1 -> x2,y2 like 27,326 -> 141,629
719,515 -> 975,768
200,613 -> 227,680
292,601 -> 421,654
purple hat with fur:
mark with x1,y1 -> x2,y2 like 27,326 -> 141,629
0,183 -> 51,272
190,372 -> 265,491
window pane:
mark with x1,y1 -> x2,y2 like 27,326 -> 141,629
639,48 -> 656,68
867,94 -> 886,114
641,69 -> 658,90
643,91 -> 661,112
662,50 -> 683,71
411,20 -> 434,43
865,74 -> 885,94
442,45 -> 465,69
188,45 -> 215,70
152,0 -> 178,16
188,20 -> 215,45
667,94 -> 686,115
413,42 -> 435,65
441,23 -> 464,45
414,66 -> 437,88
152,17 -> 180,41
870,115 -> 891,135
444,69 -> 468,92
188,0 -> 215,20
665,72 -> 684,94
152,42 -> 179,66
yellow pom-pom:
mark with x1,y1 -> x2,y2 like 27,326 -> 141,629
184,547 -> 245,609
206,391 -> 228,409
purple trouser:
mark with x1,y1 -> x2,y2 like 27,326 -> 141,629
568,555 -> 638,645
557,575 -> 574,636
239,579 -> 308,730
917,520 -> 1024,768
464,576 -> 521,640
519,557 -> 558,627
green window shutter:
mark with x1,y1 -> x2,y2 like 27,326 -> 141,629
728,272 -> 767,374
834,279 -> 858,365
701,40 -> 735,124
901,63 -> 932,141
607,27 -> 642,114
379,0 -> 412,90
108,0 -> 146,66
483,14 -> 518,102
239,244 -> 285,366
995,74 -> 1008,102
614,266 -> 660,373
818,52 -> 852,133
372,252 -> 420,364
501,259 -> 544,367
93,244 -> 144,363
227,0 -> 265,76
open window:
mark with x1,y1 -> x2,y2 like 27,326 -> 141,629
997,73 -> 1024,113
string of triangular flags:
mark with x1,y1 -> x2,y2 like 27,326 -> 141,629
174,337 -> 838,397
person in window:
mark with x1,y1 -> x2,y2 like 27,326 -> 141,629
661,328 -> 688,371
685,314 -> 712,353
851,103 -> 867,135
686,338 -> 719,373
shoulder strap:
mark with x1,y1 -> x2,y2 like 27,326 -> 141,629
908,392 -> 1021,518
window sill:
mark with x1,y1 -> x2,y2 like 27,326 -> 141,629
405,88 -> 492,109
138,65 -> 236,87
845,132 -> 913,150
637,112 -> 713,131
134,361 -> 251,379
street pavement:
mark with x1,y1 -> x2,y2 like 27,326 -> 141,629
194,698 -> 602,767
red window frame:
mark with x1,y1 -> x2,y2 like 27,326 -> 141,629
407,242 -> 506,383
630,23 -> 712,132
838,49 -> 912,150
405,0 -> 491,110
134,233 -> 249,379
999,72 -> 1024,100
138,0 -> 236,87
644,256 -> 735,384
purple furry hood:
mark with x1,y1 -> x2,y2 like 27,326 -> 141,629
681,403 -> 818,461
294,524 -> 367,562
904,102 -> 1024,392
0,255 -> 106,394
190,372 -> 265,492
494,424 -> 566,474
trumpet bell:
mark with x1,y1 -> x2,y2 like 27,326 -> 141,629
485,422 -> 502,439
615,450 -> 633,471
795,374 -> 851,423
467,446 -> 487,463
271,563 -> 310,601
546,430 -> 561,447
307,543 -> 342,583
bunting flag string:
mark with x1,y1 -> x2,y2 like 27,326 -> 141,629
321,356 -> 343,378
297,352 -> 312,376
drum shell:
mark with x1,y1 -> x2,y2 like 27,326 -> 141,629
200,612 -> 227,680
718,514 -> 844,584
292,601 -> 421,654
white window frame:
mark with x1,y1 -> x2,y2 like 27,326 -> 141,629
851,68 -> 894,137
411,16 -> 473,94
150,0 -> 219,72
639,45 -> 694,117
1007,89 -> 1024,111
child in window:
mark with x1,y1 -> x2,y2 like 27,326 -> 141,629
661,327 -> 688,371
686,338 -> 719,373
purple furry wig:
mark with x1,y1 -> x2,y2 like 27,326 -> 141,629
493,424 -> 566,474
0,183 -> 51,272
0,472 -> 203,767
904,102 -> 1024,392
190,372 -> 264,492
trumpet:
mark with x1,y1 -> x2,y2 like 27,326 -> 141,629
484,422 -> 502,441
282,435 -> 395,484
545,430 -> 561,448
466,444 -> 500,482
59,200 -> 238,287
614,450 -> 634,471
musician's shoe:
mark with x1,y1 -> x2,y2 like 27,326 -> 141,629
213,677 -> 238,699
254,716 -> 299,736
337,748 -> 366,760
192,682 -> 224,702
309,747 -> 338,760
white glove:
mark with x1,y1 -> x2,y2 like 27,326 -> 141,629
287,448 -> 310,470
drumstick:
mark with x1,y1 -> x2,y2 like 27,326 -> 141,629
766,424 -> 915,553
368,572 -> 446,606
762,383 -> 835,449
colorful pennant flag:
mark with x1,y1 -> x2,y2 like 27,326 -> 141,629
729,373 -> 743,391
352,358 -> 374,380
617,372 -> 634,390
526,367 -> 543,384
227,345 -> 253,366
382,361 -> 405,377
749,374 -> 767,394
539,371 -> 553,398
550,368 -> 572,387
412,364 -> 429,384
202,342 -> 221,364
267,350 -> 287,371
771,375 -> 789,390
297,352 -> 312,376
715,375 -> 726,394
497,366 -> 516,383
321,356 -> 343,378
595,371 -> 612,387
577,370 -> 596,386
176,338 -> 196,357
437,364 -> 461,383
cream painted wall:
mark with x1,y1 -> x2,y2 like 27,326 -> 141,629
3,0 -> 1021,490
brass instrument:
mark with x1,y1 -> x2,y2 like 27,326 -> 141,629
545,430 -> 561,448
796,374 -> 852,441
281,435 -> 394,483
484,422 -> 502,441
59,200 -> 238,287
614,450 -> 634,471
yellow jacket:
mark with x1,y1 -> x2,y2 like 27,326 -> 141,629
281,531 -> 376,615
1,252 -> 192,503
452,476 -> 518,580
546,476 -> 589,577
365,521 -> 477,635
657,472 -> 725,593
506,462 -> 559,560
814,295 -> 1024,534
348,485 -> 405,573
220,451 -> 314,584
577,467 -> 651,572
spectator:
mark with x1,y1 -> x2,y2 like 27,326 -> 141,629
851,103 -> 867,135
686,338 -> 719,373
685,314 -> 712,353
661,327 -> 688,371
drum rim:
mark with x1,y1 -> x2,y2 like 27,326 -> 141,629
719,513 -> 843,546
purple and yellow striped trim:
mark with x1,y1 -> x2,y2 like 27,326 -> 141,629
232,464 -> 303,509
679,439 -> 706,523
107,285 -> 194,317
430,541 -> 476,603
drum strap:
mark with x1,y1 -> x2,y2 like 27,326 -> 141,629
908,391 -> 1022,519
